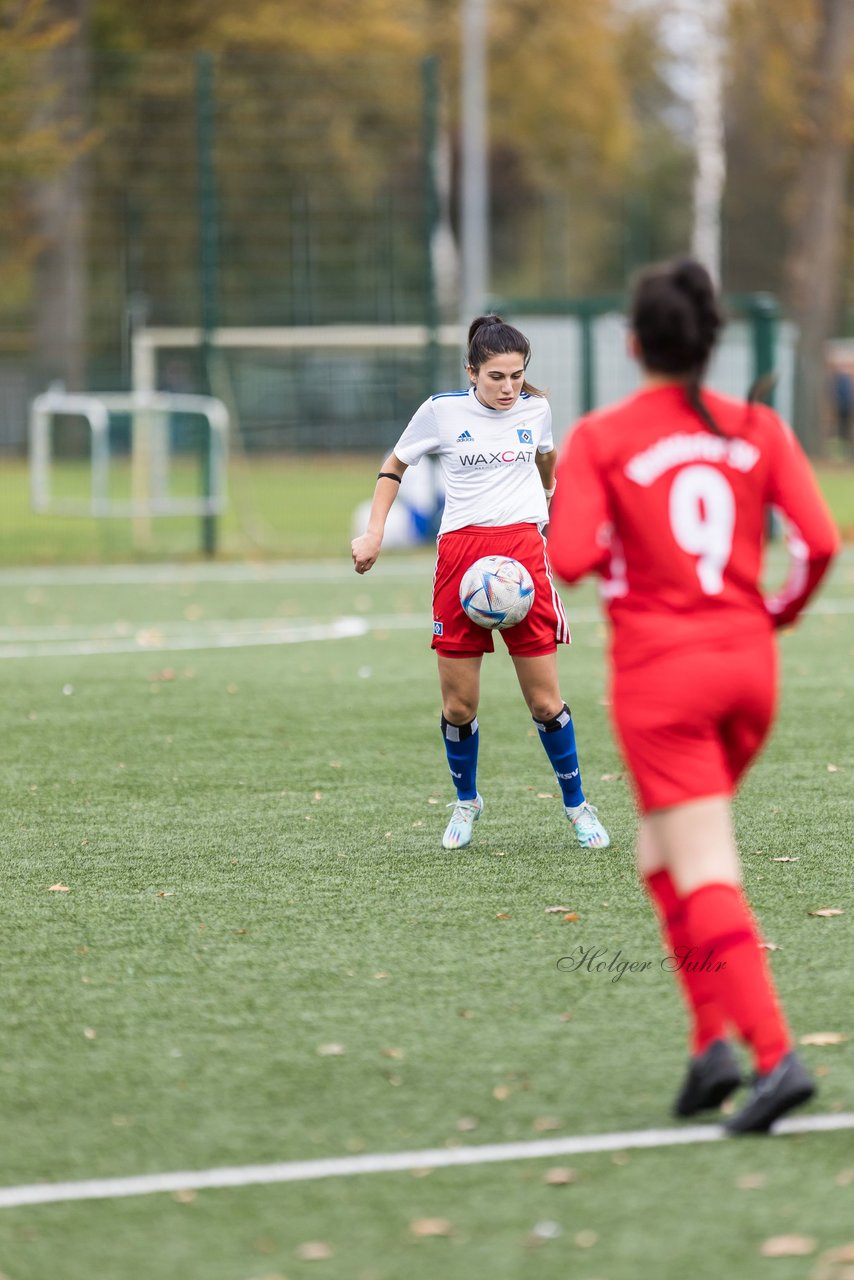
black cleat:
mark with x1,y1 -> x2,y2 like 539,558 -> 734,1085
674,1039 -> 743,1117
725,1051 -> 816,1135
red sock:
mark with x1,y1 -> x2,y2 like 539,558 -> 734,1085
644,870 -> 726,1055
682,882 -> 791,1073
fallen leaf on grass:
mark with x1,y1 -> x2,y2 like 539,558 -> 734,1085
543,1167 -> 577,1186
827,763 -> 842,772
372,971 -> 390,980
381,1047 -> 404,1060
559,1011 -> 573,1022
545,906 -> 573,914
83,1027 -> 96,1040
492,1085 -> 511,1101
772,856 -> 799,862
813,1243 -> 854,1280
536,792 -> 556,799
808,908 -> 844,918
736,1172 -> 767,1189
799,1032 -> 849,1046
835,1169 -> 854,1186
157,891 -> 173,898
758,941 -> 782,951
409,1218 -> 452,1238
427,797 -> 439,806
575,1230 -> 599,1249
455,1117 -> 478,1132
600,773 -> 622,782
759,1236 -> 816,1258
295,1241 -> 334,1260
172,1188 -> 196,1204
563,913 -> 580,923
495,912 -> 512,920
47,884 -> 70,892
532,1116 -> 560,1132
316,1043 -> 345,1057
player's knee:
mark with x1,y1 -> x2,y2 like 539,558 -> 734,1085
442,694 -> 478,724
529,696 -> 566,724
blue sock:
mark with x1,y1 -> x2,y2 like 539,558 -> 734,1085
441,714 -> 479,800
534,703 -> 585,808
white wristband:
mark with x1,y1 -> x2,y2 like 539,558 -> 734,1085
544,483 -> 556,499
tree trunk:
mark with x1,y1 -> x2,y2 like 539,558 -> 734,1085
785,0 -> 854,453
31,0 -> 91,395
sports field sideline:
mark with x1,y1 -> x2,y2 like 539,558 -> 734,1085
0,548 -> 852,1279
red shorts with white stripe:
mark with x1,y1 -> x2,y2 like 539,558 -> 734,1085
611,637 -> 777,813
431,523 -> 571,658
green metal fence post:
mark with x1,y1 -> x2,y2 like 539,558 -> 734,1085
422,55 -> 441,400
747,292 -> 779,407
195,51 -> 219,557
578,300 -> 596,415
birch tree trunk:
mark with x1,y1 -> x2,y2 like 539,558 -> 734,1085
31,0 -> 90,393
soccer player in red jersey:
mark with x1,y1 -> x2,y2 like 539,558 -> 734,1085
352,315 -> 609,853
547,258 -> 840,1133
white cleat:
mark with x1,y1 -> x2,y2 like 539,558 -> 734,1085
566,801 -> 610,849
442,794 -> 484,849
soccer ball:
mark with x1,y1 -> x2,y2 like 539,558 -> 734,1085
459,555 -> 535,630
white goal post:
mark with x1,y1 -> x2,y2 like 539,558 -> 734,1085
130,325 -> 469,396
29,389 -> 229,522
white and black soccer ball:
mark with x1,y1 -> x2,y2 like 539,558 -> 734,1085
459,555 -> 535,631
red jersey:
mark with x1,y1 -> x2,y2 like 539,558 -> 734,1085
547,385 -> 840,671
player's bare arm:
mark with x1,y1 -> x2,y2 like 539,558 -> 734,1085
535,447 -> 557,503
351,452 -> 408,573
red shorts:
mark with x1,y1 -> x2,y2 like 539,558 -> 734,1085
431,523 -> 571,658
611,637 -> 777,813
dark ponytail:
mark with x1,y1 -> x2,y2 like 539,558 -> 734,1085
466,314 -> 544,397
630,257 -> 725,435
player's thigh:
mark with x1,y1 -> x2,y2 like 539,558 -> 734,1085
437,654 -> 483,722
510,651 -> 563,721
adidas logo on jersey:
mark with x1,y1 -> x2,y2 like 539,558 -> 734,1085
456,430 -> 474,442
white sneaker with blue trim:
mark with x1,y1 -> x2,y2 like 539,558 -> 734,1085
442,794 -> 484,849
566,801 -> 610,849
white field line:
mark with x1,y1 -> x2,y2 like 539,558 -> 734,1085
0,610 -> 607,659
2,593 -> 854,660
0,613 -> 436,659
1,1113 -> 853,1209
0,546 -> 850,588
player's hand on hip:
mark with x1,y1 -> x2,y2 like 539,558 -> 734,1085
351,532 -> 381,574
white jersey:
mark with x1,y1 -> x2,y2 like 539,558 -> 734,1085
393,387 -> 553,534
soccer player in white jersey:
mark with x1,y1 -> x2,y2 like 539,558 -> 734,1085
351,315 -> 609,853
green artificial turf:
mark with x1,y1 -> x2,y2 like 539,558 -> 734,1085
0,454 -> 851,563
0,553 -> 851,1279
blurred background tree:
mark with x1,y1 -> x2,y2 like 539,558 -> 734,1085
0,0 -> 852,445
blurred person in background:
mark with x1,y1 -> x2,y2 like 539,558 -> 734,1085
547,258 -> 839,1133
352,315 -> 610,854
